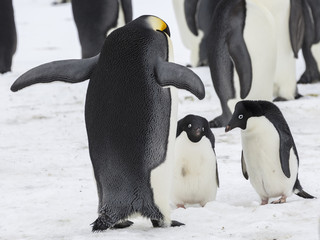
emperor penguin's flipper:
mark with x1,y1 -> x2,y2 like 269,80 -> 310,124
289,0 -> 305,58
155,60 -> 205,100
11,54 -> 99,92
241,151 -> 249,180
184,0 -> 200,36
120,0 -> 133,23
227,18 -> 252,99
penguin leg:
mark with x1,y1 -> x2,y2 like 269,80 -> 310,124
298,43 -> 320,84
271,196 -> 287,204
151,219 -> 185,228
176,204 -> 186,209
261,198 -> 269,205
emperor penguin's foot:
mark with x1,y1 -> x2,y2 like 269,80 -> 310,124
271,196 -> 287,204
298,70 -> 320,84
91,214 -> 119,232
209,115 -> 230,128
176,204 -> 186,209
273,96 -> 288,102
261,199 -> 269,205
151,219 -> 185,228
112,220 -> 134,229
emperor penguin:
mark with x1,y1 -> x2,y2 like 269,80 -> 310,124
207,0 -> 304,128
172,115 -> 219,208
0,0 -> 17,74
298,0 -> 320,84
225,100 -> 315,205
11,15 -> 205,231
172,0 -> 221,66
72,0 -> 132,58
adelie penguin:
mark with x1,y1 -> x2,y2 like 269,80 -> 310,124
11,15 -> 205,231
207,0 -> 304,127
225,100 -> 315,205
72,0 -> 132,58
172,115 -> 219,208
0,0 -> 17,74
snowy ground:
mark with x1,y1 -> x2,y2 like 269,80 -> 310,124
1,1 -> 319,239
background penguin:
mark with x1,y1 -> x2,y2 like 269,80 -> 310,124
225,100 -> 315,205
298,0 -> 320,84
11,15 -> 205,231
172,0 -> 221,67
71,0 -> 132,58
0,0 -> 17,74
172,115 -> 219,208
207,0 -> 304,128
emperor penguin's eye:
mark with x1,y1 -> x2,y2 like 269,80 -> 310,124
238,114 -> 244,120
202,127 -> 205,132
188,124 -> 192,128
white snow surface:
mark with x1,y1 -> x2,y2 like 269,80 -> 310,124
1,1 -> 319,239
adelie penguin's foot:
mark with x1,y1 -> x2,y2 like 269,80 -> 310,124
261,199 -> 269,205
271,196 -> 287,204
209,115 -> 229,128
151,219 -> 185,228
176,204 -> 186,209
298,71 -> 320,84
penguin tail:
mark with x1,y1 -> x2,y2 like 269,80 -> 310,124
293,179 -> 316,199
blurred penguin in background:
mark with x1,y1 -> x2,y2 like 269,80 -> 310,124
172,0 -> 221,67
298,0 -> 320,84
72,0 -> 132,58
0,0 -> 17,74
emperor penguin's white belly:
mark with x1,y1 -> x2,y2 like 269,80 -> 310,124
229,0 -> 276,112
172,0 -> 204,67
259,0 -> 297,100
150,34 -> 178,226
171,132 -> 218,206
312,43 -> 320,72
241,117 -> 298,200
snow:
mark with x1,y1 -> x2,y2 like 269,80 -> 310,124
0,0 -> 319,239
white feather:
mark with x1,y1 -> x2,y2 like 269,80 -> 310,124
171,132 -> 218,207
241,117 -> 298,201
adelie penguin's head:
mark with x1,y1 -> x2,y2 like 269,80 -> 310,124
225,101 -> 264,132
177,114 -> 212,143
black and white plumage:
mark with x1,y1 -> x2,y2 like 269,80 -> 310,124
11,15 -> 205,231
0,0 -> 17,74
225,100 -> 315,205
172,115 -> 219,208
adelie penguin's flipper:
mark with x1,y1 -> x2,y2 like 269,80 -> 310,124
241,151 -> 249,180
289,0 -> 305,58
155,59 -> 205,100
11,54 -> 100,92
184,0 -> 200,36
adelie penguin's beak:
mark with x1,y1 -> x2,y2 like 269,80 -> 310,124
225,125 -> 231,133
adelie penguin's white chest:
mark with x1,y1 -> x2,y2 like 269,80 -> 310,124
241,117 -> 298,200
171,132 -> 218,206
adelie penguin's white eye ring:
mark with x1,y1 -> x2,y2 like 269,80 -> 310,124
238,114 -> 244,120
188,124 -> 192,128
202,127 -> 205,132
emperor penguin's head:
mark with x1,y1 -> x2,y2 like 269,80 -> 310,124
225,101 -> 264,132
177,115 -> 211,143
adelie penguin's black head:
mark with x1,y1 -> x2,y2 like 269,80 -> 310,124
177,114 -> 212,143
225,101 -> 264,132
